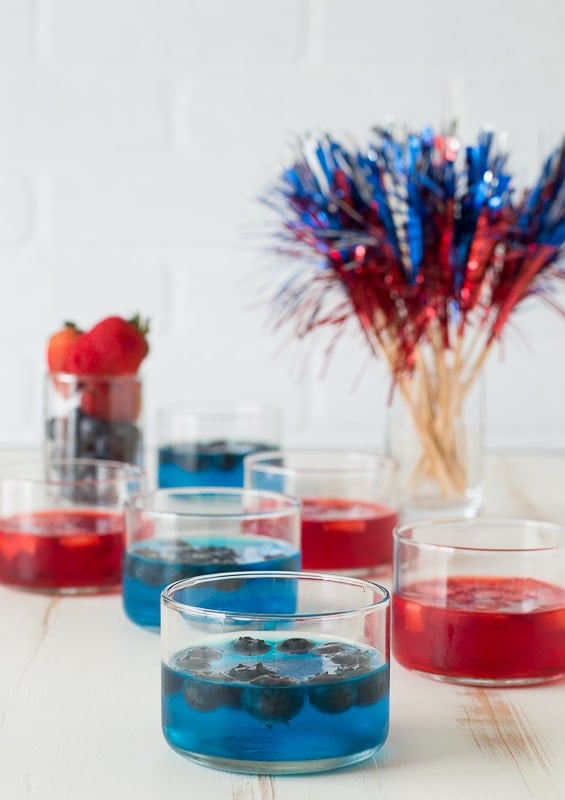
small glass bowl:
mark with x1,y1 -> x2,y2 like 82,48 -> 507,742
0,458 -> 144,594
245,449 -> 399,576
157,401 -> 281,488
122,487 -> 301,630
161,571 -> 390,774
392,517 -> 565,686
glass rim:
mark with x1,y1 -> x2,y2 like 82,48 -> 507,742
394,516 -> 565,553
161,570 -> 390,620
244,448 -> 397,477
157,400 -> 281,421
0,458 -> 145,486
127,486 -> 302,520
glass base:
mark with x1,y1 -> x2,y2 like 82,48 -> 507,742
170,744 -> 383,775
402,665 -> 565,688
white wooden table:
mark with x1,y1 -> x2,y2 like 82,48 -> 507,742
1,453 -> 564,800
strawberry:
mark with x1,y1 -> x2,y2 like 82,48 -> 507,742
80,377 -> 142,422
63,314 -> 149,376
46,322 -> 83,372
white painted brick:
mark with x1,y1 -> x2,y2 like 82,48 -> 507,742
0,171 -> 32,242
0,73 -> 169,155
0,250 -> 170,336
143,334 -> 312,447
49,159 -> 266,245
319,0 -> 565,75
187,67 -> 448,161
486,334 -> 565,450
0,343 -> 39,442
49,0 -> 305,67
0,0 -> 33,64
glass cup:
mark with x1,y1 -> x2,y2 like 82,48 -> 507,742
245,449 -> 399,576
161,571 -> 390,774
157,401 -> 281,488
45,372 -> 144,466
392,517 -> 565,686
122,487 -> 301,630
0,458 -> 144,594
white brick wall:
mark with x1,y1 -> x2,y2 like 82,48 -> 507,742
0,0 -> 564,452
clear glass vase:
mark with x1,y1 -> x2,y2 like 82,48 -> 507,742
385,356 -> 484,520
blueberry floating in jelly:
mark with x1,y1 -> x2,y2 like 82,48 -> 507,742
276,637 -> 314,655
161,665 -> 185,696
186,646 -> 223,663
242,674 -> 304,724
215,577 -> 245,592
312,642 -> 347,656
232,636 -> 271,656
308,674 -> 357,714
330,648 -> 372,671
356,669 -> 389,706
183,674 -> 242,712
228,662 -> 275,681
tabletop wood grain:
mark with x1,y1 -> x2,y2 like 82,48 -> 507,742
0,452 -> 563,800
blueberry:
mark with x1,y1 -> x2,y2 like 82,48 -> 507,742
228,662 -> 276,682
126,555 -> 165,588
232,636 -> 271,656
161,665 -> 184,696
215,577 -> 245,592
276,638 -> 314,655
312,642 -> 347,656
184,646 -> 222,663
183,674 -> 242,712
330,649 -> 372,671
242,675 -> 304,724
190,545 -> 237,566
175,652 -> 214,674
308,673 -> 357,714
78,413 -> 108,457
356,668 -> 389,706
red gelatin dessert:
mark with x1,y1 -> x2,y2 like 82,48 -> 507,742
301,497 -> 398,572
0,509 -> 125,593
393,575 -> 565,684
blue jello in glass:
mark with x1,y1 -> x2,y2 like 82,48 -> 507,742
123,536 -> 300,630
157,441 -> 274,489
161,633 -> 389,771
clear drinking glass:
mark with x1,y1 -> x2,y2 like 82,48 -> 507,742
45,372 -> 144,466
122,487 -> 301,630
161,571 -> 390,774
0,458 -> 144,594
157,401 -> 281,488
392,517 -> 565,686
245,449 -> 399,576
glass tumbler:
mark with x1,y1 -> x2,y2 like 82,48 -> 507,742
161,571 -> 390,774
45,372 -> 144,466
0,458 -> 144,594
392,517 -> 565,686
245,449 -> 399,575
122,487 -> 301,630
157,401 -> 281,488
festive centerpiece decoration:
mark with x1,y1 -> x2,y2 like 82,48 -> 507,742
262,127 -> 565,516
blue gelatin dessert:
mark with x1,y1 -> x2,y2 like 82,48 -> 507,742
157,441 -> 273,488
123,537 -> 300,629
161,633 -> 389,773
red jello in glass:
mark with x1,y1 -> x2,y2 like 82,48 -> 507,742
301,497 -> 398,573
0,458 -> 144,595
244,450 -> 400,576
393,575 -> 565,684
0,509 -> 125,593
